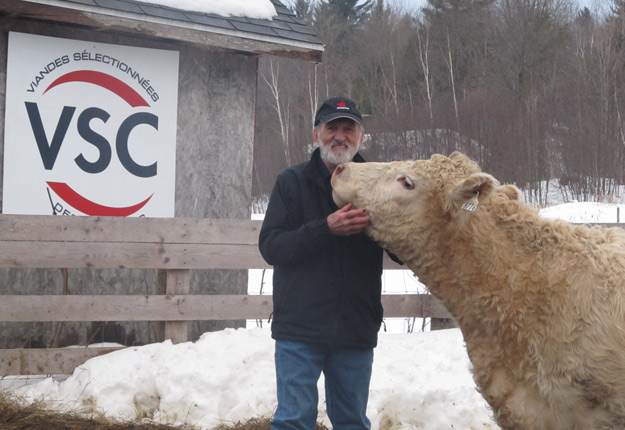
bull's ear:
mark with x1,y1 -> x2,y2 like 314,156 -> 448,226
446,173 -> 498,213
500,184 -> 521,201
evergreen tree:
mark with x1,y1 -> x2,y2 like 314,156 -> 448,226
612,0 -> 625,16
577,7 -> 591,23
421,0 -> 496,95
611,0 -> 625,45
292,0 -> 314,24
371,0 -> 385,18
423,0 -> 494,19
315,0 -> 374,27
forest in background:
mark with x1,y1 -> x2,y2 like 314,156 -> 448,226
252,0 -> 625,208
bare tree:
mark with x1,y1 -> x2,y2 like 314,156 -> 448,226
416,21 -> 434,122
444,29 -> 459,125
253,0 -> 625,206
261,58 -> 292,165
307,63 -> 321,125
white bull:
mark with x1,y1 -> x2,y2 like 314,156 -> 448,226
331,152 -> 625,430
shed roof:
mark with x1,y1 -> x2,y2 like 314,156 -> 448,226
0,0 -> 324,62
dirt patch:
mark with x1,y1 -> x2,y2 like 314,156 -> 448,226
0,392 -> 190,430
0,393 -> 329,430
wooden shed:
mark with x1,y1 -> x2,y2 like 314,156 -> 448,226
0,0 -> 323,348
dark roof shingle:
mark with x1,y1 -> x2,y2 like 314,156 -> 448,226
61,0 -> 322,47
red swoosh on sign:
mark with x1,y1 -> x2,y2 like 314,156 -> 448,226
43,70 -> 149,107
47,181 -> 153,217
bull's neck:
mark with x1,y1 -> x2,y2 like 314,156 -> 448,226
404,215 -> 513,315
411,210 -> 560,328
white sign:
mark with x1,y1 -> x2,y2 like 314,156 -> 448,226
3,32 -> 179,217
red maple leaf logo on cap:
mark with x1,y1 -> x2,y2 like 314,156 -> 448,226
337,101 -> 347,107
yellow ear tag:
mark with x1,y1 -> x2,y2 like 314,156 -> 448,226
462,191 -> 480,212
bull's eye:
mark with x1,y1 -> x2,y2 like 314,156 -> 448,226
397,176 -> 415,190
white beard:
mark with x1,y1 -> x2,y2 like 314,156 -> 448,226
320,141 -> 359,166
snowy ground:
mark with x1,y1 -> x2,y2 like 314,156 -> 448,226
3,200 -> 624,429
8,328 -> 496,430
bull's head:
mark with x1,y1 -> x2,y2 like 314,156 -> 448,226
331,152 -> 504,258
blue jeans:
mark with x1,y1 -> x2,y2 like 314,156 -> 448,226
271,340 -> 374,430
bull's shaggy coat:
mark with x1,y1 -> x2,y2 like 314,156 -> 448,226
331,152 -> 625,430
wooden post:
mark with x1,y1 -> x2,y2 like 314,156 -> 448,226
155,269 -> 167,342
163,269 -> 191,343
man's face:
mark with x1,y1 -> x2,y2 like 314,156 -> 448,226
315,118 -> 363,167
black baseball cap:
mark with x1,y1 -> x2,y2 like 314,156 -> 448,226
314,97 -> 363,126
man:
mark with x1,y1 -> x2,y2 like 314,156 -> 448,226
259,97 -> 386,430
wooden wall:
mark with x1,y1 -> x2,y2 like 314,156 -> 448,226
0,16 -> 258,348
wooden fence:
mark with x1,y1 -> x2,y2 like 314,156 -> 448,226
0,214 -> 451,376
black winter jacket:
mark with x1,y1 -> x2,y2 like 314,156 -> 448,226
258,148 -> 384,349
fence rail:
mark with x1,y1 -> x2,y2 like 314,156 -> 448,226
0,214 -> 451,376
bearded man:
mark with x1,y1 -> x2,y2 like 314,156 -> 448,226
259,97 -> 388,430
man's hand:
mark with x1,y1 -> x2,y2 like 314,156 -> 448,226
327,203 -> 370,236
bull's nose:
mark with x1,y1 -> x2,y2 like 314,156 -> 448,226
334,163 -> 346,176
